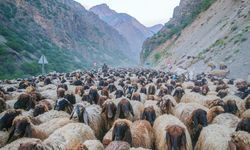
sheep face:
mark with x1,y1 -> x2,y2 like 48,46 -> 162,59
54,98 -> 72,114
18,140 -> 44,150
89,88 -> 99,104
14,94 -> 35,110
173,88 -> 185,103
101,88 -> 109,97
201,85 -> 209,95
131,93 -> 141,101
229,133 -> 250,150
157,99 -> 174,114
208,99 -> 225,108
115,90 -> 124,99
191,86 -> 201,93
236,118 -> 250,133
57,88 -> 66,98
108,84 -> 117,93
217,90 -> 228,98
165,125 -> 186,150
64,93 -> 76,104
33,104 -> 48,117
112,121 -> 132,145
141,107 -> 156,126
102,101 -> 117,119
140,87 -> 147,94
148,85 -> 156,95
0,110 -> 21,131
192,109 -> 208,128
0,98 -> 6,113
70,104 -> 88,125
8,117 -> 30,142
116,99 -> 134,119
224,100 -> 239,115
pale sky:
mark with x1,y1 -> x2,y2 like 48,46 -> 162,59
75,0 -> 180,27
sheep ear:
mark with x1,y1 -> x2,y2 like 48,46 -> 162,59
115,103 -> 121,119
165,132 -> 172,150
128,102 -> 134,116
112,125 -> 116,141
124,128 -> 132,146
101,105 -> 106,113
83,111 -> 89,125
7,126 -> 15,143
180,131 -> 187,146
24,123 -> 32,137
141,111 -> 146,120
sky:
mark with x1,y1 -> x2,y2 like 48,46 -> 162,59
75,0 -> 180,27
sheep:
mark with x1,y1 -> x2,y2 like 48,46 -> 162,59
223,99 -> 240,116
244,94 -> 250,109
223,95 -> 245,115
182,82 -> 194,89
35,110 -> 70,123
153,114 -> 192,150
7,116 -> 73,143
14,93 -> 36,110
241,109 -> 250,119
17,123 -> 96,150
212,113 -> 240,128
129,100 -> 144,121
33,99 -> 53,117
141,106 -> 156,126
156,97 -> 176,115
235,118 -> 250,133
2,138 -> 41,150
76,140 -> 104,150
0,109 -> 22,131
105,141 -> 130,150
70,103 -> 103,139
103,119 -> 154,149
228,131 -> 250,150
115,98 -> 134,121
101,100 -> 117,132
147,84 -> 156,95
195,124 -> 234,150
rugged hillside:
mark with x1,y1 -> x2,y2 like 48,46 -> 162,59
148,24 -> 163,34
90,4 -> 154,62
0,0 -> 133,79
141,0 -> 250,79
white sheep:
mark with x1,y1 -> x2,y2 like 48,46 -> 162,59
212,113 -> 240,128
77,140 -> 104,150
153,114 -> 192,150
35,110 -> 70,123
195,124 -> 235,150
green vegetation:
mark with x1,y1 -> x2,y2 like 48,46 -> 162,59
0,2 -> 17,19
154,52 -> 161,62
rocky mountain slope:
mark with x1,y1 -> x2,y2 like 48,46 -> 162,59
90,4 -> 158,62
0,0 -> 133,79
141,0 -> 250,79
148,24 -> 164,34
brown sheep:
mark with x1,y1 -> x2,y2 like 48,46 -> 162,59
33,100 -> 53,117
115,98 -> 134,121
228,131 -> 250,150
75,86 -> 84,96
98,96 -> 108,107
101,100 -> 117,131
0,109 -> 22,131
111,119 -> 154,149
236,118 -> 250,133
141,106 -> 156,126
14,93 -> 36,110
131,92 -> 141,102
201,85 -> 209,95
148,84 -> 156,95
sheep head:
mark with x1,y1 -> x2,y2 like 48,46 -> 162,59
165,125 -> 186,150
57,88 -> 66,98
112,119 -> 132,146
157,98 -> 175,114
173,87 -> 185,103
108,84 -> 117,93
229,131 -> 250,150
116,99 -> 134,119
70,104 -> 89,125
224,100 -> 239,115
0,98 -> 6,113
131,92 -> 141,101
201,85 -> 209,95
115,90 -> 124,99
217,89 -> 228,98
8,116 -> 32,143
18,140 -> 44,150
140,87 -> 147,94
148,85 -> 156,95
89,87 -> 99,104
102,101 -> 117,119
0,109 -> 22,131
141,106 -> 156,126
33,104 -> 49,117
14,93 -> 35,110
208,99 -> 225,108
236,118 -> 250,133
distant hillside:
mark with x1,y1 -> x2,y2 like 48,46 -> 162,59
0,0 -> 133,79
90,4 -> 154,62
148,24 -> 163,34
141,0 -> 250,79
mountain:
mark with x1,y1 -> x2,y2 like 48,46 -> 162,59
148,24 -> 163,34
0,0 -> 134,79
90,4 -> 154,62
141,0 -> 250,79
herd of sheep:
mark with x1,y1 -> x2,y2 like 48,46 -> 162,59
0,68 -> 249,150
